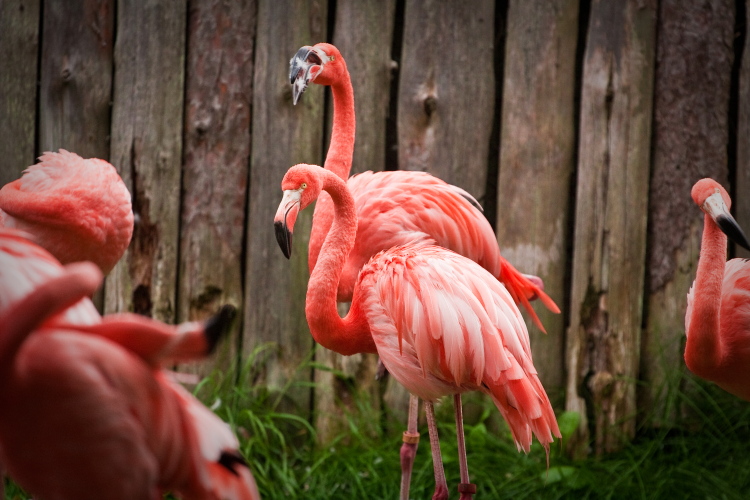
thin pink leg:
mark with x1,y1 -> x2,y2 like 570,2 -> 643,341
454,394 -> 476,499
424,400 -> 449,500
400,394 -> 420,500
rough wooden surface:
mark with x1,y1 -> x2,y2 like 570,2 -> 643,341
640,0 -> 735,424
397,0 -> 495,199
496,0 -> 579,404
105,0 -> 187,323
565,0 -> 656,456
0,0 -> 40,184
737,3 -> 750,260
314,0 -> 396,441
38,0 -> 114,159
244,0 -> 328,418
177,0 -> 256,377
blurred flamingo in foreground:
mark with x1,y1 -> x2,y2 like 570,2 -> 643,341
275,164 -> 560,499
685,178 -> 750,399
0,229 -> 260,499
0,149 -> 133,275
290,43 -> 560,497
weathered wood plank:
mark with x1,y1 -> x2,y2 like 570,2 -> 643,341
244,0 -> 328,419
737,3 -> 750,260
38,0 -> 114,159
640,0 -> 735,425
397,0 -> 495,199
565,0 -> 656,456
496,0 -> 579,404
105,1 -> 187,323
177,0 -> 256,378
315,0 -> 396,441
0,0 -> 40,184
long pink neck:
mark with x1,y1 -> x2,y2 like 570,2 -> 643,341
324,70 -> 355,180
686,213 -> 727,370
305,169 -> 375,355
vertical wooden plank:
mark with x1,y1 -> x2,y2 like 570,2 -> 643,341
178,0 -> 256,377
640,0 -> 735,424
496,0 -> 579,403
397,0 -> 495,199
315,0 -> 396,441
737,3 -> 750,260
105,1 -> 187,323
244,0 -> 327,418
38,0 -> 114,159
565,0 -> 656,456
0,0 -> 40,184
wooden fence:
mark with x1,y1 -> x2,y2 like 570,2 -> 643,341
0,0 -> 746,456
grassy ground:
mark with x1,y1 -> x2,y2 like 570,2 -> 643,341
5,360 -> 750,499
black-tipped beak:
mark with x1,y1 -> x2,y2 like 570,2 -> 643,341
717,214 -> 750,251
289,45 -> 325,105
275,220 -> 293,259
204,305 -> 237,354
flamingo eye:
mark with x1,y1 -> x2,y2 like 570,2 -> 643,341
301,183 -> 307,189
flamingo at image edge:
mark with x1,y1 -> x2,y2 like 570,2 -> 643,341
289,42 -> 560,497
685,178 -> 750,400
0,229 -> 260,499
275,164 -> 560,499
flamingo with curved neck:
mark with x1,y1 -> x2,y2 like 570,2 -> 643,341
685,178 -> 750,399
275,164 -> 561,499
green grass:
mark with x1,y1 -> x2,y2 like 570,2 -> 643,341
5,357 -> 750,499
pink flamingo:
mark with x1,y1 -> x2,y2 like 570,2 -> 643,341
685,178 -> 750,399
290,43 -> 560,496
275,164 -> 560,499
0,149 -> 134,275
0,231 -> 259,500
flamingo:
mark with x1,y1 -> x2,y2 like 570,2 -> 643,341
289,42 -> 560,497
0,149 -> 134,275
275,164 -> 560,499
0,228 -> 260,499
685,178 -> 750,399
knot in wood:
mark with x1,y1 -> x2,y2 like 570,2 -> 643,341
423,94 -> 438,117
61,65 -> 73,82
589,371 -> 615,398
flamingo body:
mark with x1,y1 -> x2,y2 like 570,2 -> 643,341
0,149 -> 133,274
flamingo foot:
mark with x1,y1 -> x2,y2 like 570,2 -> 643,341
432,483 -> 449,500
459,482 -> 477,499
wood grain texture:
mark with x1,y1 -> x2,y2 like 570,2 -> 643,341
177,0 -> 256,376
640,0 -> 734,424
496,0 -> 579,403
737,3 -> 750,260
0,0 -> 40,184
315,0 -> 396,441
105,0 -> 187,323
38,0 -> 114,159
565,0 -> 656,456
244,0 -> 328,418
397,0 -> 495,200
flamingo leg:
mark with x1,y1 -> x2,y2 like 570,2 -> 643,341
424,400 -> 449,500
399,393 -> 420,500
454,394 -> 477,499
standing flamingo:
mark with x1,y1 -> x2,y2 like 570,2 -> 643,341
290,43 -> 560,497
0,149 -> 133,275
275,164 -> 560,499
0,228 -> 259,499
685,178 -> 750,399
0,258 -> 260,499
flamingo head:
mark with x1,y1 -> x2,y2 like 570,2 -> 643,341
274,164 -> 323,258
289,43 -> 343,105
692,178 -> 750,250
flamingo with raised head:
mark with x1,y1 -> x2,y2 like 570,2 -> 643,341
275,164 -> 560,499
0,228 -> 257,499
289,43 -> 560,497
685,178 -> 750,399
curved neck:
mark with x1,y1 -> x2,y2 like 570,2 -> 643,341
305,169 -> 375,355
324,73 -> 356,180
686,213 -> 727,369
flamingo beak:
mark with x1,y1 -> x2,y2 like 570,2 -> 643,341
274,189 -> 302,259
703,191 -> 750,251
289,46 -> 326,105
